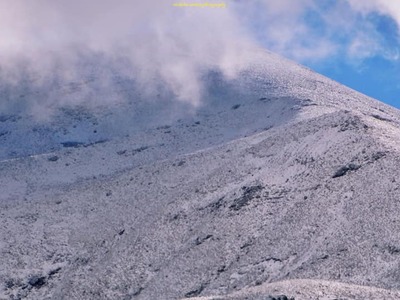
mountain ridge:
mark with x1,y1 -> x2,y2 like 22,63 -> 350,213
1,49 -> 400,299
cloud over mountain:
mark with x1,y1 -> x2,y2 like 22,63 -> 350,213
0,0 -> 398,116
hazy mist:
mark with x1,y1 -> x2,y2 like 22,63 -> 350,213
0,0 -> 398,118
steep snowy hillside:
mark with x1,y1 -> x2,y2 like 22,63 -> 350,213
2,49 -> 400,300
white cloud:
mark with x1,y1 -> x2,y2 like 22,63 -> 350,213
231,0 -> 332,62
243,0 -> 399,64
348,0 -> 400,20
348,34 -> 380,60
0,0 -> 256,116
0,0 -> 399,117
344,1 -> 400,63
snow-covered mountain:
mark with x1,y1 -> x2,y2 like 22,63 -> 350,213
2,49 -> 400,299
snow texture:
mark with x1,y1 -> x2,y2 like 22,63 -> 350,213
2,49 -> 400,299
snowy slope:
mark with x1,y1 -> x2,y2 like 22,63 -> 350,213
2,49 -> 400,299
192,279 -> 400,299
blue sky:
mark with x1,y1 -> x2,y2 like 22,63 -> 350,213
311,52 -> 400,108
305,4 -> 400,108
240,0 -> 400,108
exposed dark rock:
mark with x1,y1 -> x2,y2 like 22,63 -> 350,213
302,103 -> 318,107
28,275 -> 46,288
132,286 -> 144,296
132,146 -> 149,154
48,267 -> 62,277
232,104 -> 241,110
295,156 -> 315,165
255,279 -> 263,286
240,240 -> 253,250
83,139 -> 108,147
217,265 -> 226,274
195,234 -> 213,245
61,141 -> 84,148
264,257 -> 283,263
371,151 -> 386,161
265,296 -> 294,300
75,257 -> 90,265
301,98 -> 317,107
339,118 -> 359,132
387,245 -> 400,255
371,114 -> 392,122
263,125 -> 273,131
259,97 -> 268,101
177,160 -> 186,167
117,150 -> 127,155
48,155 -> 59,162
332,163 -> 360,178
206,197 -> 225,212
334,114 -> 369,132
184,283 -> 207,298
4,278 -> 15,289
230,185 -> 264,211
0,131 -> 9,137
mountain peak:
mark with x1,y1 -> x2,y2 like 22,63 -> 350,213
2,50 -> 400,299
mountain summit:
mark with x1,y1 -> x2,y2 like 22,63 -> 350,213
1,50 -> 400,299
